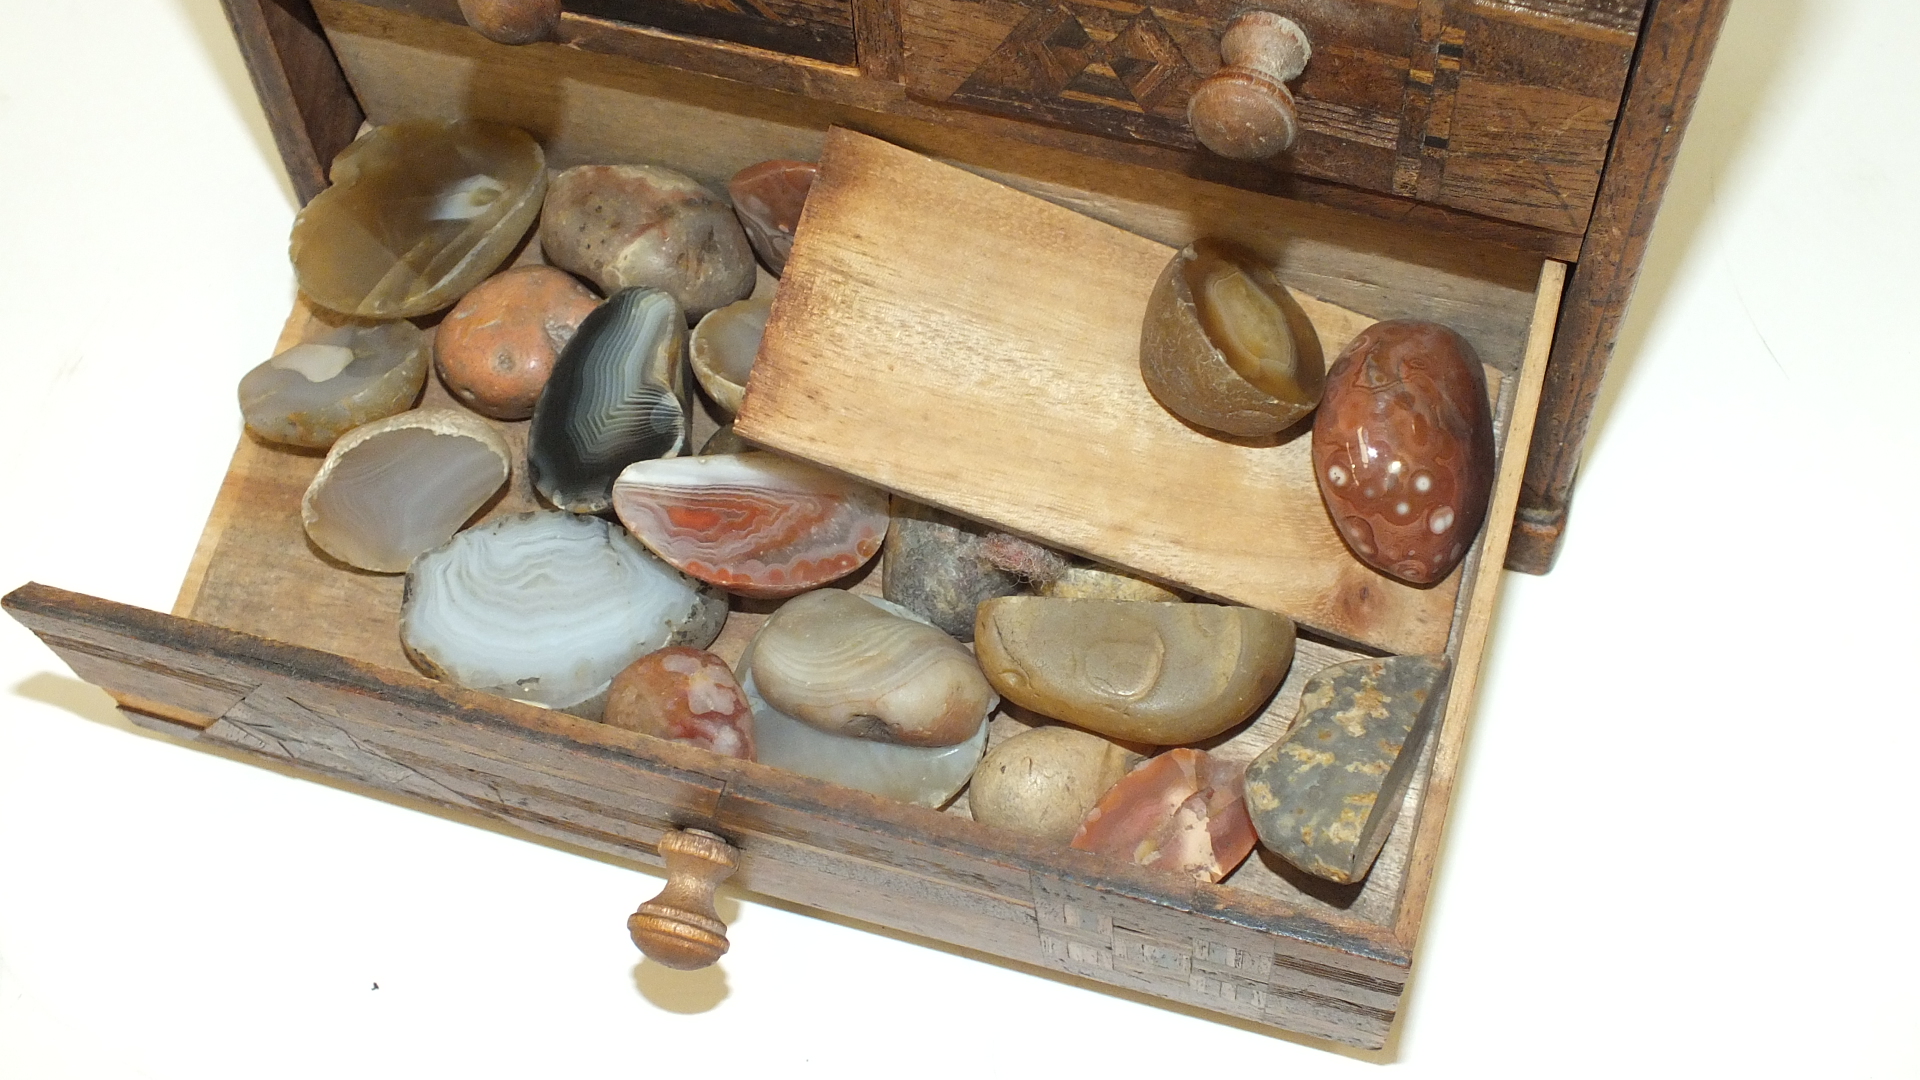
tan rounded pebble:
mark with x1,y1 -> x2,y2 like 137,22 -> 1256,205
973,597 -> 1295,745
969,726 -> 1142,842
434,266 -> 600,419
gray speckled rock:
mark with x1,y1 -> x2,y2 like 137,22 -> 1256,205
881,499 -> 1022,642
1243,655 -> 1449,884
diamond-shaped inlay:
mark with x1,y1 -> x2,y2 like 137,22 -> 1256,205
953,4 -> 1200,133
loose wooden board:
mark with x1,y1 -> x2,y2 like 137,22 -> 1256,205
737,129 -> 1494,656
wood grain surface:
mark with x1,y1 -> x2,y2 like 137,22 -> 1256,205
737,129 -> 1508,655
219,0 -> 366,203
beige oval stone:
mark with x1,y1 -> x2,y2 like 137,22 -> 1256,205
973,597 -> 1295,745
969,726 -> 1142,842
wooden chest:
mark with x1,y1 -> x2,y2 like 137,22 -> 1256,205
5,0 -> 1726,1050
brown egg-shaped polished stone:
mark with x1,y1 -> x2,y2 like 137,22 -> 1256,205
434,266 -> 601,419
973,597 -> 1295,745
457,0 -> 560,43
540,165 -> 755,319
1312,320 -> 1494,585
727,159 -> 817,276
1139,239 -> 1323,438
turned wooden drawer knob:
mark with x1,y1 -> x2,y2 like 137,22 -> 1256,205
457,0 -> 561,45
1188,11 -> 1312,160
629,829 -> 738,970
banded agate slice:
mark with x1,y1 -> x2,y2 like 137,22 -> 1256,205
290,120 -> 545,319
301,408 -> 510,572
238,318 -> 429,448
611,452 -> 887,598
401,512 -> 726,716
527,287 -> 691,514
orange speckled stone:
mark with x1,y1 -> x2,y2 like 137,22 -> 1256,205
434,266 -> 601,419
1311,320 -> 1494,586
604,647 -> 755,759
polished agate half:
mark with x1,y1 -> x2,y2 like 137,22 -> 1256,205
727,159 -> 817,276
739,594 -> 988,807
301,408 -> 511,572
1071,748 -> 1257,883
401,512 -> 726,715
746,589 -> 996,747
238,318 -> 429,448
689,295 -> 770,420
527,287 -> 690,514
610,452 -> 887,598
290,119 -> 545,319
1139,239 -> 1322,437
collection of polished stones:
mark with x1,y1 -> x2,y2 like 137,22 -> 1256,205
240,117 -> 1497,889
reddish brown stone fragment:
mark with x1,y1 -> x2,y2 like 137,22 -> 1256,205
1070,748 -> 1255,883
1312,320 -> 1495,585
727,160 -> 816,276
434,266 -> 600,419
604,647 -> 755,759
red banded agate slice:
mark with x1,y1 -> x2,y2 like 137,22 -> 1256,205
612,452 -> 889,598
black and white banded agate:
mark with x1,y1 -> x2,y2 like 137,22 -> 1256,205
528,287 -> 691,514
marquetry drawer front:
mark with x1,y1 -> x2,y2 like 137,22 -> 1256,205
569,0 -> 856,66
899,0 -> 1644,234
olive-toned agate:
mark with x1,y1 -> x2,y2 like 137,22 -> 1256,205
435,266 -> 601,420
540,165 -> 756,318
1243,655 -> 1449,884
1139,239 -> 1322,438
969,726 -> 1141,842
689,296 -> 771,420
973,597 -> 1295,745
1312,320 -> 1494,585
290,120 -> 545,319
727,159 -> 817,276
604,646 -> 754,759
1071,748 -> 1256,884
237,317 -> 428,448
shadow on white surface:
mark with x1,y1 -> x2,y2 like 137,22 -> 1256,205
1582,0 -> 1809,465
633,958 -> 732,1013
168,0 -> 300,210
12,673 -> 138,735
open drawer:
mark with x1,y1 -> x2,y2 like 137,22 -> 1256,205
6,12 -> 1564,1050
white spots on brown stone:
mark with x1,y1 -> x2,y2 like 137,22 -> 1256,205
1327,464 -> 1349,487
1413,471 -> 1433,493
1429,505 -> 1455,534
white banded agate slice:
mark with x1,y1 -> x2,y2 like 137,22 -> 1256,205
611,452 -> 887,599
739,595 -> 987,807
301,409 -> 510,573
401,512 -> 727,715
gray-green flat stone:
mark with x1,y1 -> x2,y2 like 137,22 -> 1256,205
1243,654 -> 1449,884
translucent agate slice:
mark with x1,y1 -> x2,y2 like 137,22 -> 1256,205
747,588 -> 996,746
689,296 -> 770,420
1071,748 -> 1256,883
727,159 -> 817,276
401,512 -> 727,715
527,287 -> 690,514
301,408 -> 511,572
238,318 -> 429,448
610,452 -> 887,598
739,596 -> 986,806
290,119 -> 546,319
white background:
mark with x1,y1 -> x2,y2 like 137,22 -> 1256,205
2,1 -> 1915,1076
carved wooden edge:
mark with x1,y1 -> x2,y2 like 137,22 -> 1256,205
311,0 -> 1581,260
4,581 -> 1411,1046
219,0 -> 367,204
1506,0 -> 1731,574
